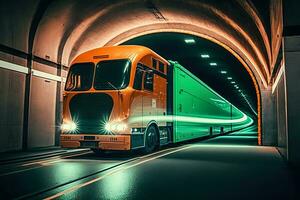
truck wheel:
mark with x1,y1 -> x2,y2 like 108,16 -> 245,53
143,125 -> 159,154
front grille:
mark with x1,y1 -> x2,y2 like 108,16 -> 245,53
69,93 -> 113,134
84,136 -> 95,140
80,141 -> 98,148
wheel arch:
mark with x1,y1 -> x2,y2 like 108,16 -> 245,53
145,120 -> 160,146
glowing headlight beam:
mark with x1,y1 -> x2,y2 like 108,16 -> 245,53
105,123 -> 111,132
61,122 -> 77,132
105,122 -> 127,132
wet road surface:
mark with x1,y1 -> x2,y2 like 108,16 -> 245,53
0,126 -> 298,200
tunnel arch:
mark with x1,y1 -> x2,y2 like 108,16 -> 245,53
104,28 -> 262,144
33,0 -> 270,89
31,0 -> 271,144
0,0 -> 275,149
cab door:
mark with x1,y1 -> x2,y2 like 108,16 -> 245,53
142,67 -> 156,128
130,64 -> 144,129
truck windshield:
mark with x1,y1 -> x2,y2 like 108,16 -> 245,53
94,59 -> 131,90
65,62 -> 94,91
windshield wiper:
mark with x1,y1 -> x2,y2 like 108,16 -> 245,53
106,81 -> 118,90
106,81 -> 122,97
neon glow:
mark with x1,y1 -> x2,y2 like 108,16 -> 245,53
229,117 -> 254,129
129,113 -> 250,125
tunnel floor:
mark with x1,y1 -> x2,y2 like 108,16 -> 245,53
0,127 -> 298,200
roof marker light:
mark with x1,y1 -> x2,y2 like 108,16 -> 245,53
201,54 -> 210,58
184,39 -> 195,44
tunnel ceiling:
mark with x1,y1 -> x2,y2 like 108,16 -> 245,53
0,0 -> 274,90
123,32 -> 257,119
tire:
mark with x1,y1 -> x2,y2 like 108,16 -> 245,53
143,125 -> 159,154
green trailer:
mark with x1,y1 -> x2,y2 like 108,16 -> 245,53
167,61 -> 253,143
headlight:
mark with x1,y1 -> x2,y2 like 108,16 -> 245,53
61,122 -> 77,132
105,123 -> 112,131
105,122 -> 127,133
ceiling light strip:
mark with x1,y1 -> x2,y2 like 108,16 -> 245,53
0,59 -> 65,82
32,69 -> 62,82
0,59 -> 29,74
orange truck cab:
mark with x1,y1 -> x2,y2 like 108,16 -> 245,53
60,45 -> 170,153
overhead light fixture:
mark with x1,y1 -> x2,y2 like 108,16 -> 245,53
238,89 -> 241,92
184,38 -> 195,44
230,81 -> 236,84
209,62 -> 217,66
201,54 -> 210,58
227,77 -> 232,80
220,70 -> 227,74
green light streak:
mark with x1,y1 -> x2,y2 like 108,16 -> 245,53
129,113 -> 251,125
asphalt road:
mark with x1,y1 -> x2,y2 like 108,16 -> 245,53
0,126 -> 298,200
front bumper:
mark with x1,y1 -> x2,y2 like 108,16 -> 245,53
60,134 -> 131,150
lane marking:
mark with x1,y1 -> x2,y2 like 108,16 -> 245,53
22,151 -> 91,167
44,145 -> 193,200
0,165 -> 51,177
21,156 -> 62,166
0,147 -> 183,177
0,151 -> 91,177
15,156 -> 142,200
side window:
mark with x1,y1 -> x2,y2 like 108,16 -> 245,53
144,70 -> 154,91
159,61 -> 165,73
133,64 -> 144,90
152,58 -> 157,69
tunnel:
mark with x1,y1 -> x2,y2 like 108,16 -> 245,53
0,0 -> 300,199
121,32 -> 259,139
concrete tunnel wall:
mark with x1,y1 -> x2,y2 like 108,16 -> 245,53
0,0 -> 286,156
